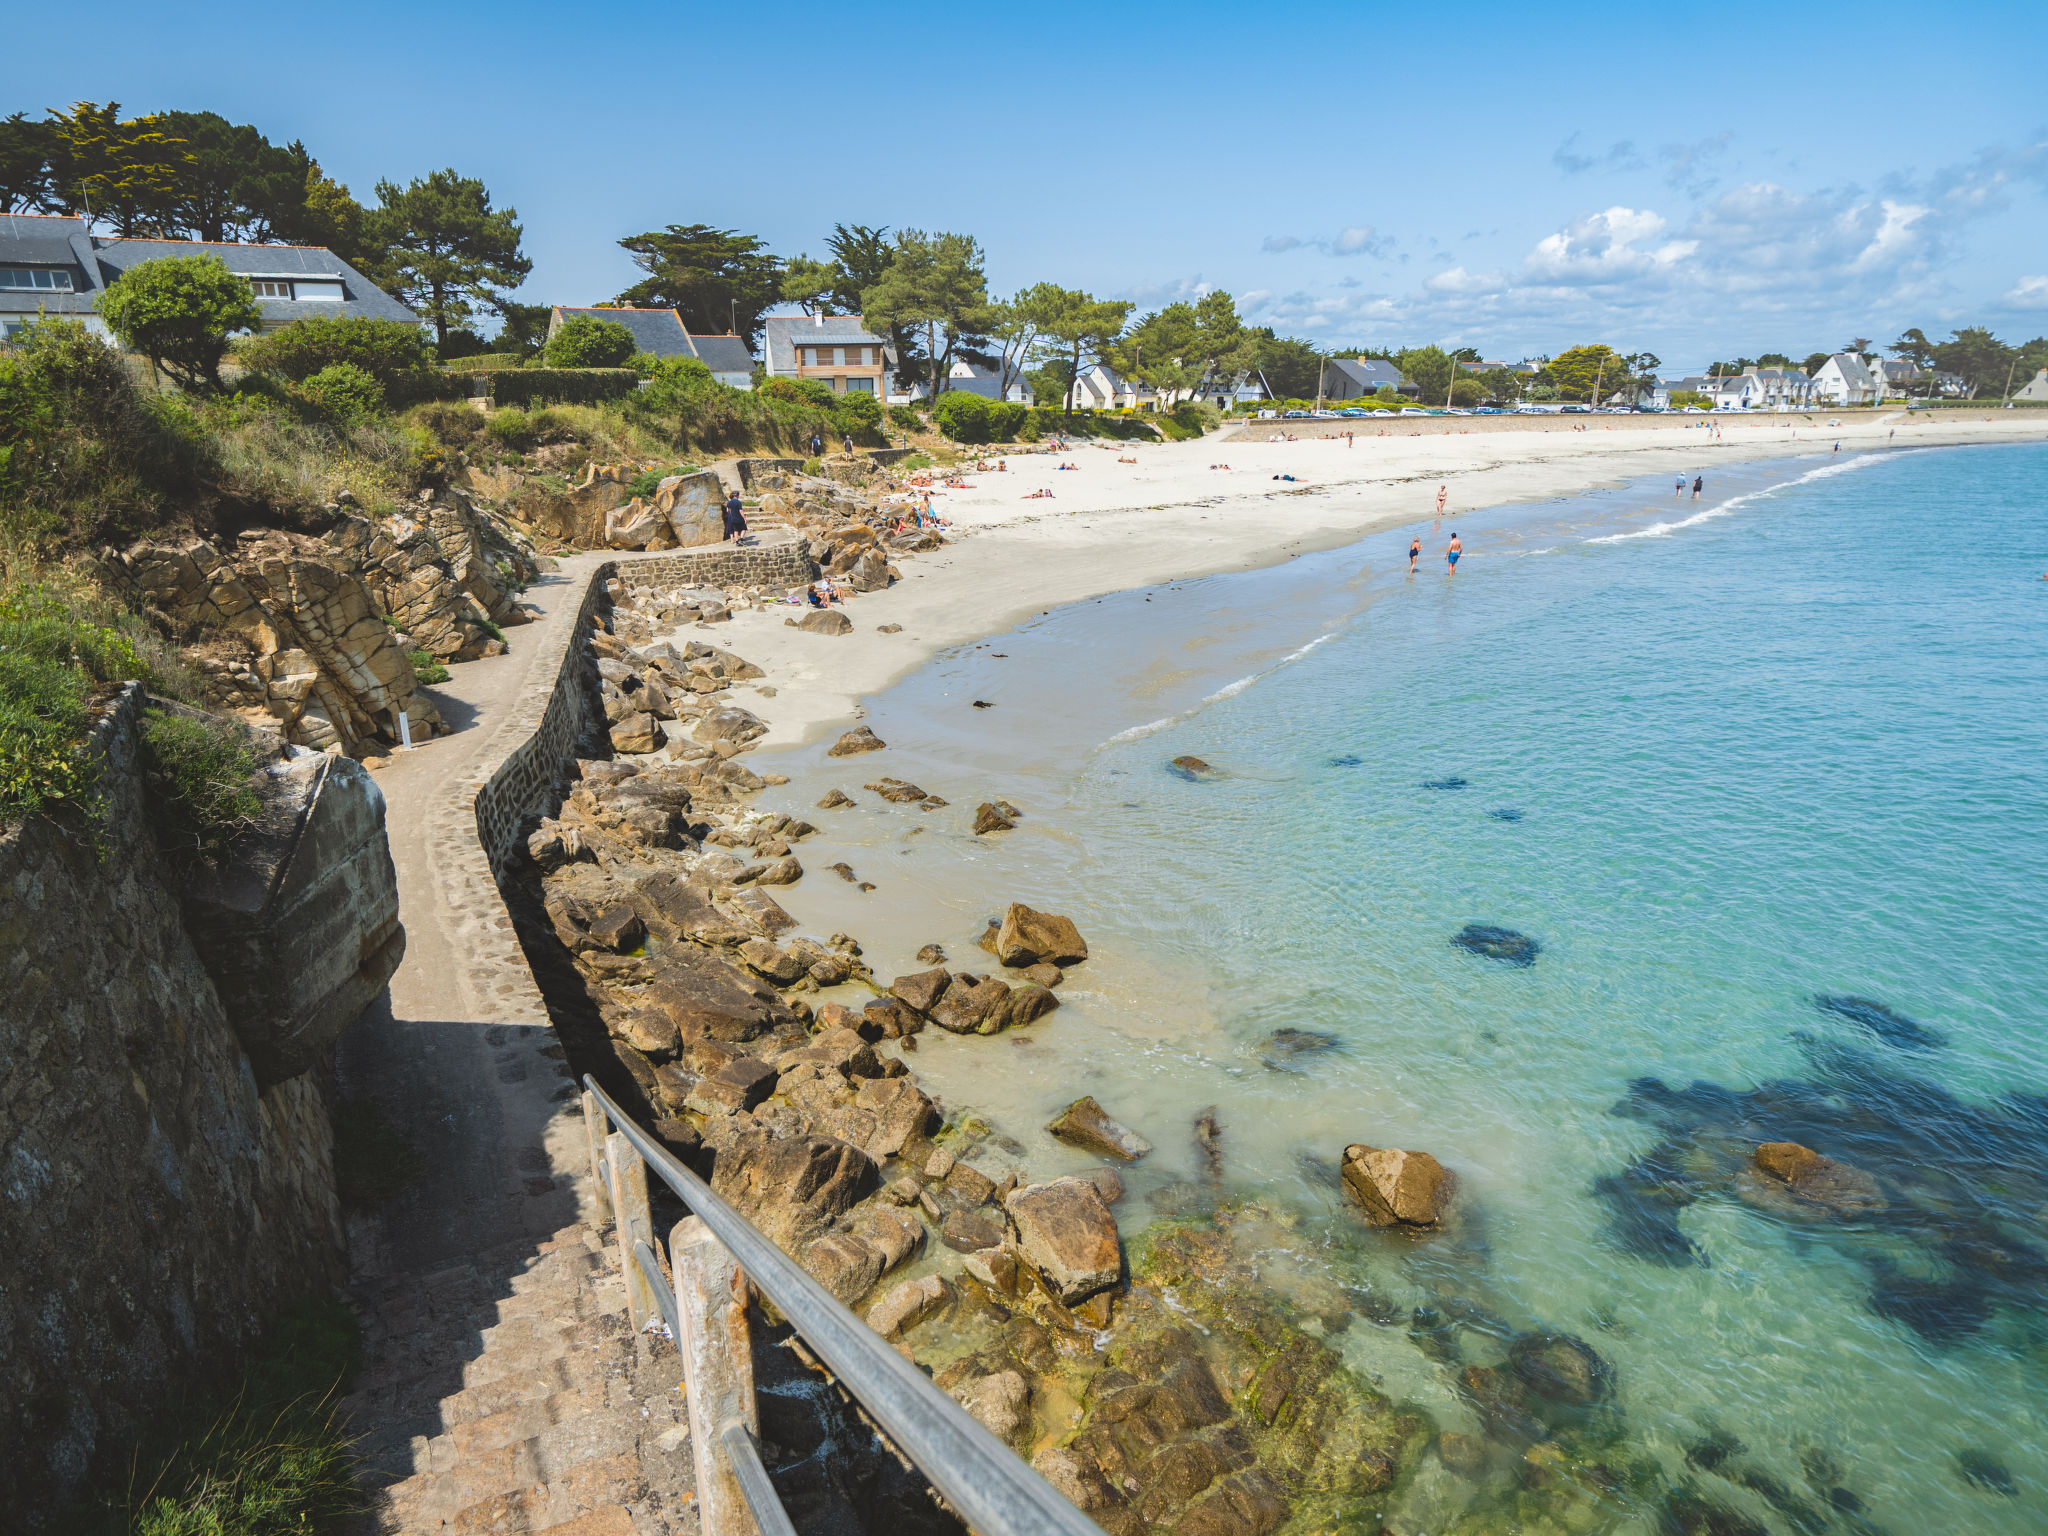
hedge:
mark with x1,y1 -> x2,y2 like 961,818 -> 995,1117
489,369 -> 642,407
1024,408 -> 1161,442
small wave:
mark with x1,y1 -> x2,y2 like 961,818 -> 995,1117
1585,454 -> 1882,545
1100,624 -> 1347,748
1105,715 -> 1178,744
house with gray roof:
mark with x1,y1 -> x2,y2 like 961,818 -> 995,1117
1323,357 -> 1415,400
0,213 -> 414,341
762,314 -> 893,399
547,306 -> 756,387
1811,352 -> 1879,407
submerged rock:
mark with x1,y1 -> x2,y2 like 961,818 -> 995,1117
1341,1145 -> 1456,1227
1815,993 -> 1947,1051
816,787 -> 855,808
1955,1449 -> 2018,1495
1507,1333 -> 1614,1404
1260,1028 -> 1340,1072
1168,754 -> 1217,780
973,801 -> 1017,834
1451,924 -> 1540,967
1422,776 -> 1468,790
1328,754 -> 1364,767
1487,806 -> 1523,822
1048,1096 -> 1153,1161
1741,1141 -> 1885,1217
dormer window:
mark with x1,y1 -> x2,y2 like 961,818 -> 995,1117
251,280 -> 291,298
0,267 -> 74,291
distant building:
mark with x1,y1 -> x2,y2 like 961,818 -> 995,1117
1067,364 -> 1157,411
762,314 -> 892,397
1810,353 -> 1880,406
0,211 -> 414,342
2014,367 -> 2048,402
1322,357 -> 1415,400
547,306 -> 755,387
936,358 -> 1033,404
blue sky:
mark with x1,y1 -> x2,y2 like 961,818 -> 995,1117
16,1 -> 2048,369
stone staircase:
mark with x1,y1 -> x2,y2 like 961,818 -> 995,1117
346,1220 -> 700,1536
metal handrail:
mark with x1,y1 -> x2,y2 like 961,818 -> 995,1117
583,1075 -> 1107,1536
719,1422 -> 798,1536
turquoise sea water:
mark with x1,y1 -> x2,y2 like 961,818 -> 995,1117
767,441 -> 2048,1532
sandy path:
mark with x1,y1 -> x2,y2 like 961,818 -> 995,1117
700,411 -> 2048,750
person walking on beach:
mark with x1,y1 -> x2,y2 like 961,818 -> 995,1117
1445,532 -> 1462,575
1833,441 -> 1840,455
1691,475 -> 1703,500
1436,483 -> 1448,518
1408,536 -> 1421,575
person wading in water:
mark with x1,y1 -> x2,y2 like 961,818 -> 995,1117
1445,532 -> 1462,575
1408,536 -> 1422,575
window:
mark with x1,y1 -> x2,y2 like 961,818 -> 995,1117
803,347 -> 818,367
0,267 -> 74,291
250,280 -> 291,298
830,346 -> 845,366
845,376 -> 875,394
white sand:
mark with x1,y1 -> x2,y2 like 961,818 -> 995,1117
699,410 -> 2048,749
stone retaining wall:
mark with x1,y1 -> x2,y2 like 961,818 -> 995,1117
629,540 -> 817,592
1,686 -> 349,1521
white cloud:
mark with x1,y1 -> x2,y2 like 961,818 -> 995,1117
1259,225 -> 1392,259
1425,266 -> 1505,295
1554,135 -> 1644,176
1659,132 -> 1733,196
2005,275 -> 2048,309
1522,207 -> 1696,285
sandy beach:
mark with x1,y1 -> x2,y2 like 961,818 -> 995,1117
698,409 -> 2048,749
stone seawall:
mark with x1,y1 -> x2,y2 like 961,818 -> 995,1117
629,539 -> 816,592
0,687 -> 352,1520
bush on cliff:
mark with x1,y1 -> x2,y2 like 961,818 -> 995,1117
139,707 -> 264,866
0,576 -> 194,825
294,362 -> 386,425
237,315 -> 436,390
94,255 -> 262,393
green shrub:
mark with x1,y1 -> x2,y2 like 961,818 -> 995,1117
296,362 -> 385,424
61,1295 -> 363,1536
626,464 -> 703,498
899,452 -> 933,472
483,405 -> 573,448
543,316 -> 637,369
408,648 -> 449,684
1023,407 -> 1160,442
95,255 -> 262,393
986,401 -> 1027,441
0,578 -> 185,824
1156,402 -> 1208,441
633,354 -> 712,384
931,390 -> 994,443
0,321 -> 211,551
834,389 -> 884,430
490,369 -> 640,408
405,400 -> 484,447
139,706 -> 263,866
888,404 -> 923,430
237,315 -> 434,389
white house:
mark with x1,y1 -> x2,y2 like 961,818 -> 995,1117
1323,357 -> 1415,401
0,211 -> 415,343
1811,353 -> 1880,406
1068,364 -> 1156,411
937,358 -> 1033,404
2014,367 -> 2048,403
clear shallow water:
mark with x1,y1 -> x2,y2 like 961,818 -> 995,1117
758,443 -> 2048,1531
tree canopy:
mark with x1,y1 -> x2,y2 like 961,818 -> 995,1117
859,230 -> 992,398
1031,287 -> 1134,409
369,169 -> 529,353
615,224 -> 781,346
1542,344 -> 1634,403
543,316 -> 637,369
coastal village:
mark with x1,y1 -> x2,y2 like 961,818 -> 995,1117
4,85 -> 2048,1536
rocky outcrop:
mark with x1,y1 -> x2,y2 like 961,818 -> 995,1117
828,726 -> 886,756
174,740 -> 404,1087
84,486 -> 541,755
1341,1144 -> 1456,1227
598,471 -> 727,551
